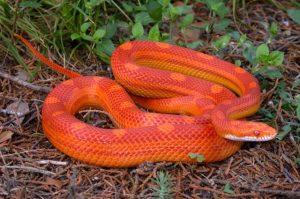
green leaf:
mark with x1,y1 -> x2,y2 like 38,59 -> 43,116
135,12 -> 155,25
263,68 -> 283,79
146,0 -> 163,21
70,33 -> 81,41
19,1 -> 41,9
270,22 -> 278,37
235,60 -> 241,66
229,31 -> 240,40
292,79 -> 300,89
100,39 -> 115,55
189,153 -> 205,162
81,34 -> 94,41
288,9 -> 300,24
160,0 -> 170,8
105,22 -> 117,39
186,40 -> 203,49
242,42 -> 256,65
223,183 -> 235,195
256,44 -> 269,59
148,24 -> 160,41
295,157 -> 300,164
93,28 -> 106,41
80,22 -> 91,33
213,34 -> 231,50
296,95 -> 300,120
180,14 -> 194,28
132,22 -> 144,38
213,18 -> 231,32
121,1 -> 134,13
276,125 -> 292,140
269,51 -> 284,66
237,34 -> 247,47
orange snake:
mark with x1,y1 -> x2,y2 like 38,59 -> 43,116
15,34 -> 277,167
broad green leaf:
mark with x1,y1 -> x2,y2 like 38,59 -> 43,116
269,51 -> 284,66
295,156 -> 300,164
270,22 -> 278,37
213,34 -> 231,49
135,12 -> 154,25
180,14 -> 194,28
234,60 -> 241,66
19,1 -> 41,9
256,44 -> 269,59
100,39 -> 115,55
81,34 -> 94,41
186,40 -> 203,49
292,79 -> 300,89
70,33 -> 81,40
105,22 -> 117,39
297,104 -> 300,120
132,22 -> 144,38
288,9 -> 300,24
264,68 -> 283,79
276,125 -> 292,140
121,1 -> 134,13
237,34 -> 247,47
229,31 -> 240,40
242,42 -> 256,65
160,0 -> 170,8
146,0 -> 162,21
223,183 -> 235,195
189,153 -> 205,162
93,28 -> 106,41
296,95 -> 300,120
80,22 -> 91,33
148,24 -> 160,41
213,18 -> 231,32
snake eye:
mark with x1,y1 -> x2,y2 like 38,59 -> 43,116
253,130 -> 260,136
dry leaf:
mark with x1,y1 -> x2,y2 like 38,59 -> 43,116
5,101 -> 29,124
45,177 -> 63,189
16,69 -> 29,81
0,131 -> 13,143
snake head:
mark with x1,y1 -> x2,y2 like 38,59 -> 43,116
224,121 -> 277,142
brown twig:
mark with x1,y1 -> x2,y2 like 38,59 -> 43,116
0,71 -> 51,93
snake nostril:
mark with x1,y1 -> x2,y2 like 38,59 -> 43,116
254,130 -> 260,136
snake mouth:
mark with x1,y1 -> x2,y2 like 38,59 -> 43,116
224,134 -> 277,142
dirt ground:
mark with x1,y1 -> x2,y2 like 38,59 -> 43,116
0,1 -> 300,198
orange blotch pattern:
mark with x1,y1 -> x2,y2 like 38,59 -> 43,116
52,111 -> 65,117
125,63 -> 140,71
248,82 -> 257,88
210,85 -> 223,94
196,52 -> 214,60
157,123 -> 175,133
234,67 -> 246,74
170,73 -> 186,82
112,129 -> 126,138
63,80 -> 74,86
214,110 -> 225,119
45,97 -> 60,104
120,101 -> 134,110
120,42 -> 132,50
183,116 -> 195,124
155,42 -> 171,49
109,85 -> 123,92
71,122 -> 86,130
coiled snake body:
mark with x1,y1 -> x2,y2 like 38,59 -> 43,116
15,35 -> 277,167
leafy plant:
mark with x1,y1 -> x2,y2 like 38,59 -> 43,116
151,171 -> 173,199
189,153 -> 205,162
223,183 -> 235,195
